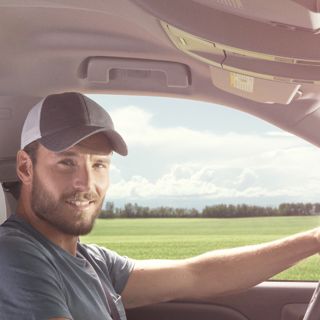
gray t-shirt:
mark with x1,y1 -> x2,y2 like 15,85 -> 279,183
0,214 -> 135,320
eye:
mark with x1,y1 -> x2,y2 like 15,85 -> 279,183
93,160 -> 110,169
59,159 -> 76,166
93,162 -> 108,169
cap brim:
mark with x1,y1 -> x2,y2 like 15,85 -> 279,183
40,125 -> 128,156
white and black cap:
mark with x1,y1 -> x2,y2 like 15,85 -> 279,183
21,92 -> 128,156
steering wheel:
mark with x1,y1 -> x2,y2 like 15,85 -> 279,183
303,282 -> 320,320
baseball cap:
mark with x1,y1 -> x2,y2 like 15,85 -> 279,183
21,92 -> 128,156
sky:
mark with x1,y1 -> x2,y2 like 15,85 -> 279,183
88,94 -> 320,210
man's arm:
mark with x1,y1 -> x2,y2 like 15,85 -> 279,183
122,228 -> 320,308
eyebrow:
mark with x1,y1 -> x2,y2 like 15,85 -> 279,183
57,151 -> 78,157
94,158 -> 111,164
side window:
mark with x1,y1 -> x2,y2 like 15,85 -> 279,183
82,94 -> 320,281
0,185 -> 7,224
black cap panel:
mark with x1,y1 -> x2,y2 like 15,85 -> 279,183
40,93 -> 89,136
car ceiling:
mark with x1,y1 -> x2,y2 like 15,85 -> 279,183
1,0 -> 320,182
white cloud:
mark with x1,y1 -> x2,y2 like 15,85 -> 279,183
265,131 -> 294,137
108,149 -> 320,204
106,106 -> 320,207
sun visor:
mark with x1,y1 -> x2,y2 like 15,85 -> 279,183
162,22 -> 320,104
210,67 -> 301,105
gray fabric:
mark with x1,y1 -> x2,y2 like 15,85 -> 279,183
0,214 -> 135,320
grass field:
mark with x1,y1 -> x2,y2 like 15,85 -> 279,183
80,216 -> 320,281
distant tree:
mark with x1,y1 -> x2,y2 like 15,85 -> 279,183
105,202 -> 115,218
99,202 -> 114,219
124,203 -> 135,218
314,203 -> 320,215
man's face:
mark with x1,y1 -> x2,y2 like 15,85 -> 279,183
30,133 -> 112,236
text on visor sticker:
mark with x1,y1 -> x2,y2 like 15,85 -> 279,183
230,72 -> 254,92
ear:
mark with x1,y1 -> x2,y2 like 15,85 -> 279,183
16,150 -> 33,185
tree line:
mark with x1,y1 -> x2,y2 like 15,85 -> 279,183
99,202 -> 320,218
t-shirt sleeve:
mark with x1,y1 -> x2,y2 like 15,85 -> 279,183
87,244 -> 135,294
0,235 -> 72,320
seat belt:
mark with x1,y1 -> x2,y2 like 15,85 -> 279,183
78,246 -> 123,320
100,280 -> 122,320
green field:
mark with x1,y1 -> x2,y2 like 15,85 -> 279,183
81,216 -> 320,281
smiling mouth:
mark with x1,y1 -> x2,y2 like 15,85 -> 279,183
65,200 -> 95,209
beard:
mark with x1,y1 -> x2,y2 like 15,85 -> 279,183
31,171 -> 104,236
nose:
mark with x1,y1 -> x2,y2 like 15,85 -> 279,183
72,163 -> 92,192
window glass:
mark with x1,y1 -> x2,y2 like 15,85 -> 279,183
0,184 -> 6,224
81,94 -> 320,281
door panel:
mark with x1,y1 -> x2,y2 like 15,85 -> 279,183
128,302 -> 248,320
126,281 -> 316,320
282,304 -> 307,320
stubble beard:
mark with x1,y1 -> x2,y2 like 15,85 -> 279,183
31,172 -> 104,236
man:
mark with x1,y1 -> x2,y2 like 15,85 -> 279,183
0,92 -> 319,320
